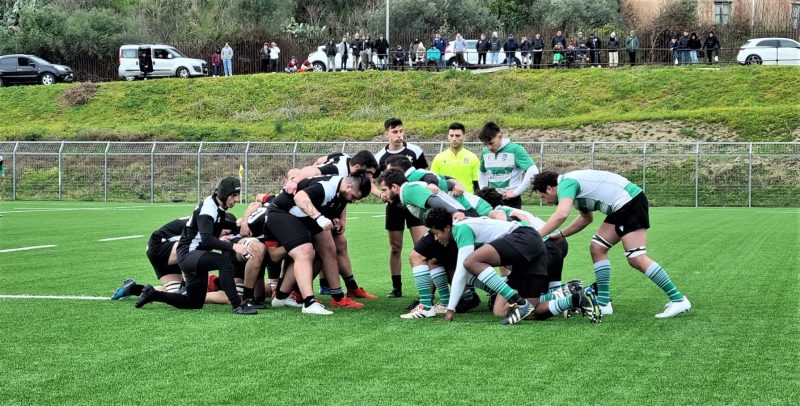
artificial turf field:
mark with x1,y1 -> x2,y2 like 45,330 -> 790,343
0,200 -> 797,405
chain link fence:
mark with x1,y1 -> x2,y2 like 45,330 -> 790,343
0,141 -> 798,207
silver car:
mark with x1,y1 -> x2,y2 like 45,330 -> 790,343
736,37 -> 800,65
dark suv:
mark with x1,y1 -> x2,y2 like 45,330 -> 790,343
0,54 -> 75,86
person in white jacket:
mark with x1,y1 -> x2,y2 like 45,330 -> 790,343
269,42 -> 280,73
221,43 -> 233,76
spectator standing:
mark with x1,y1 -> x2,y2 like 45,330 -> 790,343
221,42 -> 233,76
552,30 -> 567,61
678,31 -> 690,65
588,32 -> 602,67
338,36 -> 350,71
269,42 -> 280,73
324,39 -> 337,71
453,33 -> 467,69
489,31 -> 502,65
392,44 -> 406,71
361,35 -> 374,70
607,32 -> 620,68
375,34 -> 390,70
625,30 -> 639,66
669,37 -> 680,65
519,35 -> 532,68
476,33 -> 490,66
531,33 -> 544,68
259,42 -> 270,73
211,49 -> 222,77
688,32 -> 701,64
351,33 -> 362,69
703,31 -> 720,64
431,122 -> 481,194
433,33 -> 448,69
503,33 -> 519,66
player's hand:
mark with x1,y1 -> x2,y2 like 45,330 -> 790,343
443,310 -> 455,322
427,184 -> 441,194
332,218 -> 344,233
233,243 -> 254,259
451,183 -> 464,196
316,215 -> 333,231
504,189 -> 516,199
452,212 -> 466,222
379,192 -> 390,203
239,222 -> 252,237
284,180 -> 298,194
547,231 -> 564,241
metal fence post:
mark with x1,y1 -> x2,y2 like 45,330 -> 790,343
591,141 -> 596,169
58,141 -> 64,201
12,141 -> 18,200
150,142 -> 156,203
244,142 -> 251,202
291,142 -> 298,168
748,142 -> 753,208
197,142 -> 203,202
695,142 -> 700,208
439,142 -> 445,153
341,142 -> 346,153
642,142 -> 647,193
539,142 -> 545,170
104,142 -> 110,202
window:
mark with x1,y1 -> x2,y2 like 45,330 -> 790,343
757,39 -> 780,47
16,57 -> 30,67
714,1 -> 732,25
780,39 -> 800,48
121,49 -> 138,58
793,3 -> 800,30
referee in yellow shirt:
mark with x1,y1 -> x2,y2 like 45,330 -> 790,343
430,122 -> 481,193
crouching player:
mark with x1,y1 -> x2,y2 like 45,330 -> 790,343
423,208 -> 601,325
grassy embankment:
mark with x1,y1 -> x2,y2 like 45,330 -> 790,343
1,66 -> 799,142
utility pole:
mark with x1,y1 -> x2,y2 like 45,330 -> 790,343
386,0 -> 390,43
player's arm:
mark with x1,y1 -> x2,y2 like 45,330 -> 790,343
284,166 -> 323,194
313,155 -> 329,165
560,210 -> 593,238
424,195 -> 464,216
197,214 -> 242,254
445,245 -> 475,321
445,178 -> 464,196
510,165 -> 538,197
239,201 -> 263,237
536,198 -> 574,237
293,188 -> 333,230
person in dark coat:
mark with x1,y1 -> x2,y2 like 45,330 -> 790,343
531,33 -> 545,68
688,32 -> 702,64
324,39 -> 337,72
503,33 -> 519,66
702,31 -> 720,64
587,33 -> 602,67
375,34 -> 390,70
476,33 -> 491,66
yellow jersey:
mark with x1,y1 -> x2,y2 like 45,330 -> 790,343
430,148 -> 480,193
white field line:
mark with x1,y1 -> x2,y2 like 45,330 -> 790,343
0,294 -> 109,301
98,235 -> 144,242
346,217 -> 359,220
0,244 -> 57,253
345,211 -> 386,214
371,215 -> 386,218
0,206 -> 150,214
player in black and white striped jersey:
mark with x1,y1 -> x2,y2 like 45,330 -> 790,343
135,177 -> 258,315
374,118 -> 429,298
266,174 -> 373,315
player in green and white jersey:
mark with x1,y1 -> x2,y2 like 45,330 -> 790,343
477,122 -> 538,209
533,170 -> 691,318
423,208 -> 601,325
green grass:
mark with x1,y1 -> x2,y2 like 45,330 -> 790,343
0,201 -> 798,404
2,66 -> 800,142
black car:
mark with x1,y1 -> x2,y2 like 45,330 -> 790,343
0,54 -> 76,86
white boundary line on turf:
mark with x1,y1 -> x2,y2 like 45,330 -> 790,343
0,245 -> 57,253
0,294 -> 109,301
371,215 -> 386,218
98,235 -> 144,242
0,207 -> 148,214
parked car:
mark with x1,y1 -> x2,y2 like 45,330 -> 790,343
118,44 -> 207,80
307,45 -> 378,71
443,40 -> 522,69
736,37 -> 800,65
0,54 -> 75,86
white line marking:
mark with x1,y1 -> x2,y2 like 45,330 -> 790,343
0,294 -> 109,301
0,207 -> 148,214
0,245 -> 57,253
346,211 -> 385,214
99,235 -> 144,242
371,215 -> 386,218
347,217 -> 359,220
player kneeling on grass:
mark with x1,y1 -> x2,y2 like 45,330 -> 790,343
424,208 -> 601,324
112,213 -> 247,306
533,170 -> 691,318
135,177 -> 257,315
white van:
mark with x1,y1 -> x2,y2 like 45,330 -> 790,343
118,44 -> 208,80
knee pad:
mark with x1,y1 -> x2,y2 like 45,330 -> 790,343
591,234 -> 613,249
625,246 -> 647,258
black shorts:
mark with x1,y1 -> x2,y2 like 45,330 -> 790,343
265,208 -> 312,252
146,240 -> 181,279
385,202 -> 424,231
501,195 -> 522,209
413,233 -> 458,270
488,227 -> 546,276
604,192 -> 650,237
544,238 -> 568,282
507,273 -> 549,299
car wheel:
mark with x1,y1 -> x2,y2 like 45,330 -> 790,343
745,54 -> 762,65
40,73 -> 55,85
176,67 -> 190,78
0,77 -> 4,87
124,75 -> 136,81
447,58 -> 459,69
513,57 -> 522,67
312,62 -> 326,72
